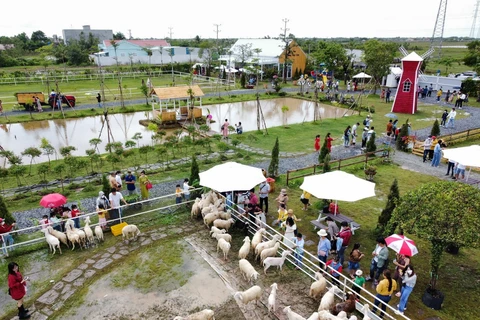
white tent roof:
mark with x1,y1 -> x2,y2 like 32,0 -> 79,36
390,67 -> 403,76
230,39 -> 285,57
402,52 -> 423,62
352,72 -> 372,79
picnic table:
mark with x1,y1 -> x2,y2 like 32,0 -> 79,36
311,212 -> 361,235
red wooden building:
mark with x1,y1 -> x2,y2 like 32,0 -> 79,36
391,52 -> 423,114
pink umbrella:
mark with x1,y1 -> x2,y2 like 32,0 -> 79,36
40,193 -> 67,208
385,234 -> 419,256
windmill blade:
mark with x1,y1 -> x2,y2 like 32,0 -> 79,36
418,70 -> 428,82
399,46 -> 409,57
421,47 -> 435,60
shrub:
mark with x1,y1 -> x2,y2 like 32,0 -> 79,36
218,154 -> 228,161
278,92 -> 287,97
431,119 -> 440,137
376,179 -> 399,237
0,196 -> 15,224
366,132 -> 377,153
268,138 -> 279,177
216,142 -> 229,152
396,122 -> 409,151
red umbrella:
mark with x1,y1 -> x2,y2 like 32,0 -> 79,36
40,193 -> 67,208
385,234 -> 419,256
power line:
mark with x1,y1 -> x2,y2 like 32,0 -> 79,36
168,27 -> 174,39
213,24 -> 221,48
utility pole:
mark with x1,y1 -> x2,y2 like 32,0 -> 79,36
213,24 -> 221,48
280,18 -> 290,84
168,27 -> 174,40
471,0 -> 480,38
128,29 -> 132,39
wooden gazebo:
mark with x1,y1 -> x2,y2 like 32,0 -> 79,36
150,85 -> 205,122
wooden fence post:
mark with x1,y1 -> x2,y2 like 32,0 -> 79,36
286,171 -> 290,186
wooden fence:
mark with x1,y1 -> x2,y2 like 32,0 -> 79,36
412,127 -> 480,157
286,149 -> 389,186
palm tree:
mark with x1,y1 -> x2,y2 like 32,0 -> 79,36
158,46 -> 164,65
110,40 -> 120,67
142,47 -> 153,66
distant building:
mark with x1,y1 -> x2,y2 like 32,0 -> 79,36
62,25 -> 113,44
0,44 -> 15,51
346,49 -> 366,68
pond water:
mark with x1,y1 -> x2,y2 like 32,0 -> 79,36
0,98 -> 348,164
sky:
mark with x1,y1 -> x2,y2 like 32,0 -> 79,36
0,0 -> 477,39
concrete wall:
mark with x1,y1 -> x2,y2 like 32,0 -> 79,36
62,25 -> 113,44
418,75 -> 463,92
92,47 -> 202,66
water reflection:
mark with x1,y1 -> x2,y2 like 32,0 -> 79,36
0,98 -> 348,164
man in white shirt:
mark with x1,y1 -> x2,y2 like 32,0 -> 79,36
258,180 -> 270,213
423,135 -> 433,163
183,178 -> 192,201
109,188 -> 127,225
351,122 -> 359,146
446,108 -> 456,129
367,126 -> 375,142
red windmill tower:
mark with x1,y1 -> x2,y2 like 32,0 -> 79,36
391,47 -> 434,114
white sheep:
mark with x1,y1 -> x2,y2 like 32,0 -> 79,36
283,306 -> 306,320
212,232 -> 232,243
210,226 -> 226,236
318,310 -> 347,320
47,226 -> 68,248
95,225 -> 104,242
238,236 -> 251,259
337,311 -> 347,319
218,210 -> 231,220
255,235 -> 282,260
307,312 -> 319,320
251,228 -> 266,250
216,204 -> 225,212
260,242 -> 281,264
361,304 -> 372,320
173,308 -> 215,320
83,216 -> 95,246
65,225 -> 80,251
309,271 -> 327,300
41,229 -> 62,255
213,218 -> 235,232
234,285 -> 262,306
65,220 -> 85,249
268,283 -> 278,313
201,204 -> 216,216
318,286 -> 340,312
214,198 -> 224,208
204,212 -> 220,227
191,198 -> 201,218
348,316 -> 357,320
216,238 -> 230,260
239,259 -> 260,283
263,250 -> 291,275
122,224 -> 141,241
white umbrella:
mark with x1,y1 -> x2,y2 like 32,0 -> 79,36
352,72 -> 372,79
300,171 -> 376,213
199,162 -> 266,192
442,145 -> 480,181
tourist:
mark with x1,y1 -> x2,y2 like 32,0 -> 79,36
366,237 -> 389,285
7,262 -> 31,319
361,127 -> 368,150
422,135 -> 433,163
124,171 -> 136,195
348,243 -> 365,279
175,184 -> 182,204
343,126 -> 351,147
352,269 -> 366,297
446,107 -> 456,128
326,255 -> 343,286
385,89 -> 391,103
109,172 -> 117,190
367,126 -> 375,143
436,88 -> 443,102
253,205 -> 266,229
336,221 -> 353,266
183,178 -> 193,201
275,188 -> 289,209
326,132 -> 334,153
96,93 -> 102,108
445,90 -> 451,103
139,170 -> 150,200
393,253 -> 411,295
97,204 -> 107,230
115,171 -> 122,191
325,217 -> 339,254
0,218 -> 16,257
396,265 -> 417,315
446,158 -> 456,178
364,115 -> 372,127
35,96 -> 43,112
300,190 -> 311,211
351,123 -> 359,146
272,203 -> 287,226
109,188 -> 127,225
258,180 -> 270,213
38,215 -> 52,229
292,233 -> 305,269
96,191 -> 110,211
380,89 -> 385,100
314,134 -> 321,152
222,119 -> 229,139
372,269 -> 397,319
70,204 -> 81,229
431,139 -> 444,167
392,120 -> 399,140
317,229 -> 331,269
386,119 -> 393,136
441,109 -> 448,127
454,162 -> 466,180
235,122 -> 243,134
248,188 -> 258,207
427,84 -> 433,97
0,99 -> 3,114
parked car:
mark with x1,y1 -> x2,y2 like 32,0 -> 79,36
15,92 -> 76,110
48,94 -> 76,108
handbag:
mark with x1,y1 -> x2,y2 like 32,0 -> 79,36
146,182 -> 153,190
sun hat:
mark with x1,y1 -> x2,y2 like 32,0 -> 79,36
355,270 -> 363,276
317,229 -> 328,237
281,189 -> 287,194
287,209 -> 294,214
431,136 -> 436,140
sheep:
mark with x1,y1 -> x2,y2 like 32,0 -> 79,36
65,226 -> 80,251
41,229 -> 62,255
122,224 -> 141,242
214,198 -> 224,208
209,226 -> 226,236
239,259 -> 260,283
65,219 -> 86,248
360,304 -> 372,320
173,309 -> 215,320
337,312 -> 348,319
191,198 -> 201,218
348,316 -> 357,320
216,238 -> 230,261
201,204 -> 216,216
260,242 -> 281,264
46,226 -> 68,248
309,271 -> 327,300
268,283 -> 278,313
283,306 -> 306,320
95,225 -> 104,242
234,285 -> 262,306
218,210 -> 231,220
212,232 -> 232,243
307,312 -> 319,320
204,212 -> 220,227
318,286 -> 340,312
318,310 -> 346,320
263,250 -> 291,275
255,235 -> 282,260
216,204 -> 225,212
83,216 -> 95,246
213,218 -> 235,232
330,292 -> 356,316
251,228 -> 266,250
238,236 -> 251,259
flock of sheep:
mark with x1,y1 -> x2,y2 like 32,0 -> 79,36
40,216 -> 141,254
180,191 -> 374,320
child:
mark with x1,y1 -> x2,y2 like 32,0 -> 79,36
292,233 -> 305,269
300,190 -> 311,211
70,204 -> 81,229
175,184 -> 182,204
97,204 -> 107,230
39,215 -> 51,229
326,256 -> 343,286
352,269 -> 366,298
272,203 -> 287,226
314,135 -> 321,152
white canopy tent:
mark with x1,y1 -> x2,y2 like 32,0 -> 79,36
199,162 -> 266,192
352,72 -> 372,79
442,145 -> 480,181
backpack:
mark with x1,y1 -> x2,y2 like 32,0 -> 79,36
363,119 -> 367,125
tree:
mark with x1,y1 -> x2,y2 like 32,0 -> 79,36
30,30 -> 49,51
10,165 -> 27,186
439,57 -> 455,74
21,147 -> 42,175
190,155 -> 200,185
389,181 -> 480,291
463,40 -> 480,73
240,72 -> 246,88
322,153 -> 331,173
59,146 -> 76,158
431,119 -> 440,137
113,32 -> 126,40
142,47 -> 153,66
268,138 -> 279,177
363,39 -> 397,93
234,43 -> 253,68
279,27 -> 296,84
140,83 -> 149,105
198,41 -> 214,77
139,145 -> 154,163
0,196 -> 15,224
110,40 -> 120,67
376,179 -> 399,236
86,149 -> 100,173
132,132 -> 143,148
396,122 -> 410,151
0,168 -> 8,193
40,138 -> 55,168
366,132 -> 377,153
312,41 -> 348,79
89,138 -> 102,153
102,173 -> 111,196
37,163 -> 50,184
318,137 -> 330,164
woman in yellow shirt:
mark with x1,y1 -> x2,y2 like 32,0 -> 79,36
372,269 -> 397,318
272,203 -> 287,226
300,190 -> 311,211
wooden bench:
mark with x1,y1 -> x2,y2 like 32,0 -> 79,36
312,212 -> 361,234
310,220 -> 328,230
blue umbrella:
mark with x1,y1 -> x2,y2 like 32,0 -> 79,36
385,113 -> 398,119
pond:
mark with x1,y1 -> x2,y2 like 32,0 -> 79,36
0,98 -> 348,164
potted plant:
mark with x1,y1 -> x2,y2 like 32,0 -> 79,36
364,165 -> 377,181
